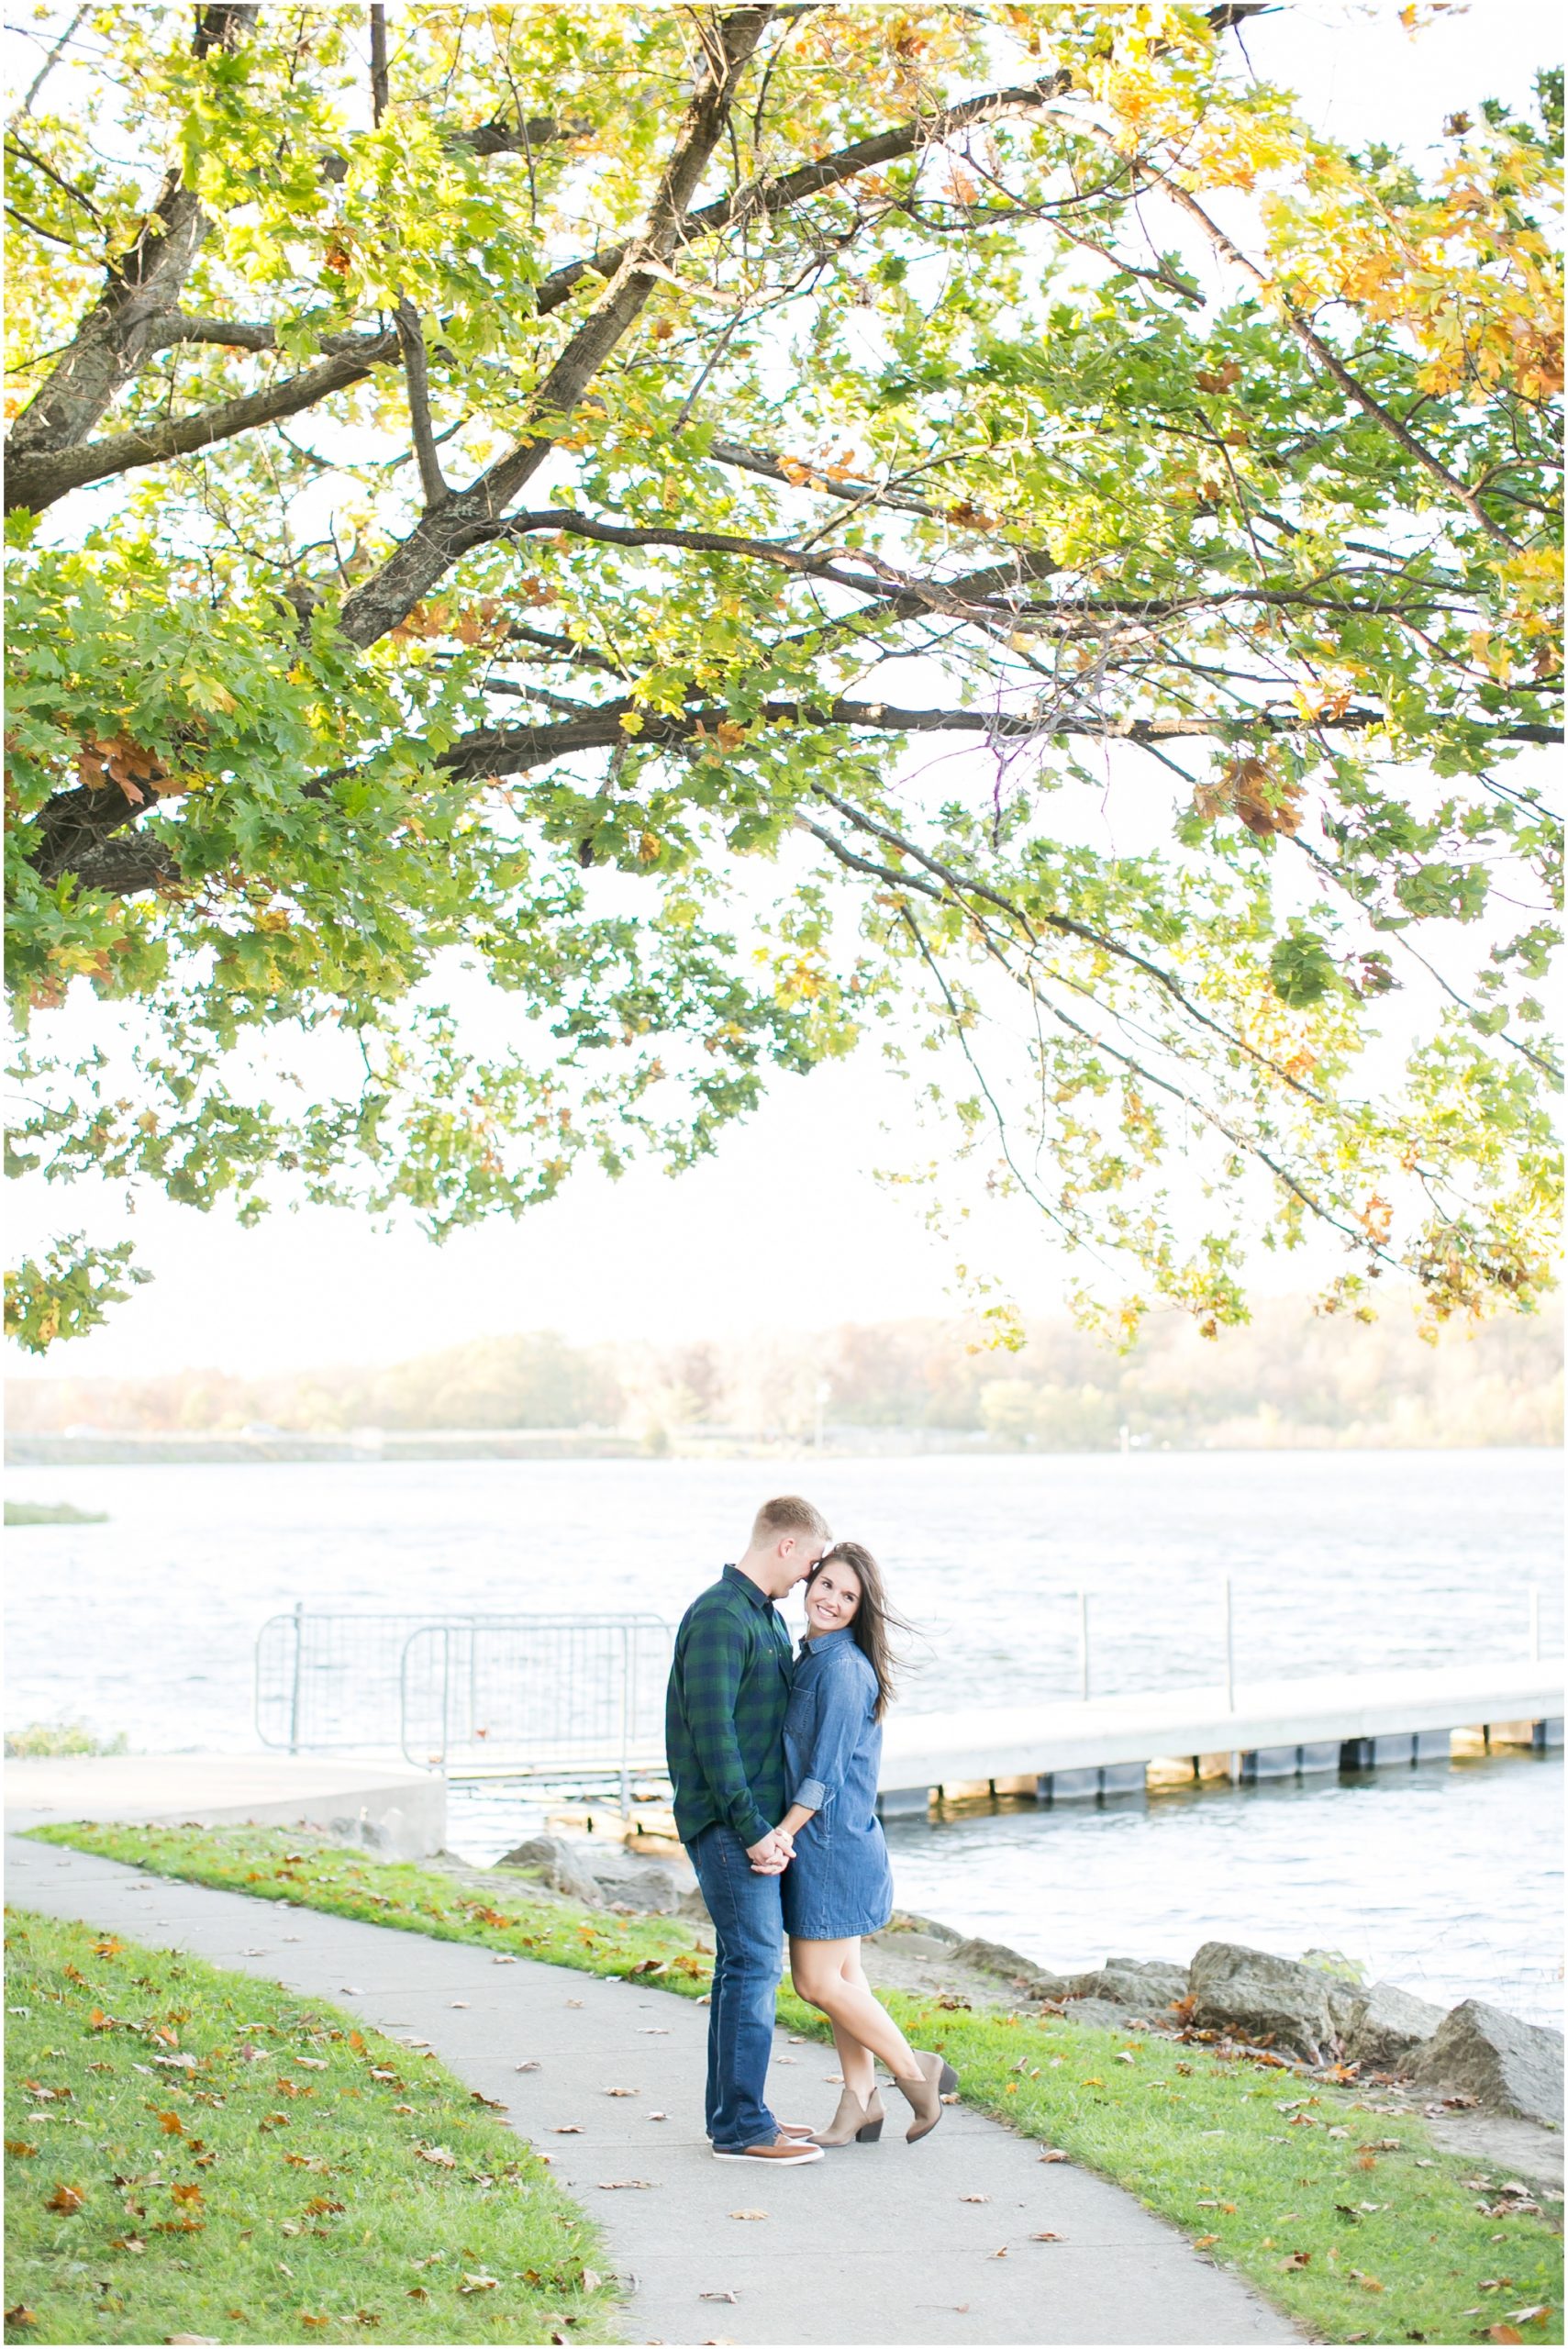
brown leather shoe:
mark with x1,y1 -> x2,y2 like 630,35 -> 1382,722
712,2133 -> 825,2164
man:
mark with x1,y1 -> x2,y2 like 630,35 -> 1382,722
665,1493 -> 832,2164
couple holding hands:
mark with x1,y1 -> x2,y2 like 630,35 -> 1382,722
663,1493 -> 958,2165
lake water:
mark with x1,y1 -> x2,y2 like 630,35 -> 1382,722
6,1450 -> 1562,2022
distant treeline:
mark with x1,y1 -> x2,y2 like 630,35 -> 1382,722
6,1301 -> 1562,1450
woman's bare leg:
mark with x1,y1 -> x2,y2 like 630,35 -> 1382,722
790,1935 -> 919,2083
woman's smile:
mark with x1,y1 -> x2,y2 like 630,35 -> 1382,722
805,1564 -> 862,1636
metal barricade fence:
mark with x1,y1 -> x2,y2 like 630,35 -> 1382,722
255,1609 -> 674,1812
255,1607 -> 453,1753
400,1616 -> 673,1811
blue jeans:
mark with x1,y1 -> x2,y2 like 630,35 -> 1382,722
686,1823 -> 784,2151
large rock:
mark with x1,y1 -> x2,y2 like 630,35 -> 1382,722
1411,2000 -> 1564,2124
496,1835 -> 695,1916
1068,1958 -> 1189,2017
1188,1940 -> 1340,2060
951,1934 -> 1073,2001
1340,1980 -> 1446,2069
495,1835 -> 602,1905
574,1846 -> 693,1917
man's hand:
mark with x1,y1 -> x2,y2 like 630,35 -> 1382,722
746,1826 -> 792,1873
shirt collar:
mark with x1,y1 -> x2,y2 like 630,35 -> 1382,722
798,1625 -> 856,1655
722,1563 -> 775,1609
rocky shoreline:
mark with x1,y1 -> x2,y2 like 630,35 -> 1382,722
493,1831 -> 1565,2199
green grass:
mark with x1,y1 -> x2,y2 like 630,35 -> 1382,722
28,1820 -> 1565,2347
4,1502 -> 108,1528
3,1908 -> 620,2346
5,1723 -> 125,1758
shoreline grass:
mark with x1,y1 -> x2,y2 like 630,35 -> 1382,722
3,1906 -> 619,2346
28,1820 -> 1565,2347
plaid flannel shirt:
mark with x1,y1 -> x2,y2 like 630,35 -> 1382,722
665,1564 -> 793,1850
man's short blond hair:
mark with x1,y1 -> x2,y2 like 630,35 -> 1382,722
751,1494 -> 831,1549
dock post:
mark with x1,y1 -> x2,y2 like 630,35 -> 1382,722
1223,1578 -> 1235,1711
1078,1590 -> 1090,1701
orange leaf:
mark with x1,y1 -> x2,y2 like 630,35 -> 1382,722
45,2183 -> 85,2214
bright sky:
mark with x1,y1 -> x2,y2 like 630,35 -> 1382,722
6,3 -> 1559,1381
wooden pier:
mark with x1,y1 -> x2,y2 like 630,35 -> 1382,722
876,1658 -> 1564,1814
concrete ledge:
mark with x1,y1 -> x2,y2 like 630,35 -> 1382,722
4,1753 -> 445,1860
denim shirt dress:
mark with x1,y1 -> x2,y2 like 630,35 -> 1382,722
780,1626 -> 895,1940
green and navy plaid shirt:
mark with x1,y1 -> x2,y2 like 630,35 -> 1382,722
665,1564 -> 793,1850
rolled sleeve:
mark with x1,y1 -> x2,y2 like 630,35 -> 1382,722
792,1773 -> 829,1812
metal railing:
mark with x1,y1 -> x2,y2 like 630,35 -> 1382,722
255,1608 -> 673,1814
1069,1578 -> 1549,1709
400,1615 -> 672,1810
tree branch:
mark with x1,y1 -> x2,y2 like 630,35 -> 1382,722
5,5 -> 260,462
335,6 -> 777,651
1122,151 -> 1522,551
4,331 -> 399,512
529,64 -> 1075,318
395,298 -> 449,509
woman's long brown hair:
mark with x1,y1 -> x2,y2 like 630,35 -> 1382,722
807,1541 -> 910,1721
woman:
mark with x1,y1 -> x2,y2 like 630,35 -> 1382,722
773,1541 -> 958,2146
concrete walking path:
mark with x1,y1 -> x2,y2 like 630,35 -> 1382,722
6,1835 -> 1300,2346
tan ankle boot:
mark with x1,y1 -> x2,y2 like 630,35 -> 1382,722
891,2049 -> 958,2143
810,2085 -> 885,2146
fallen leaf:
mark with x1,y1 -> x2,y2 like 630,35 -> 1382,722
699,2290 -> 738,2303
44,2183 -> 84,2213
1029,2232 -> 1062,2243
415,2145 -> 456,2167
4,2309 -> 37,2329
516,2061 -> 542,2072
599,2179 -> 655,2190
581,2270 -> 602,2293
648,2111 -> 669,2121
6,2141 -> 39,2158
1038,2149 -> 1068,2163
1194,2234 -> 1218,2249
1487,2330 -> 1523,2345
988,2246 -> 1008,2259
728,2209 -> 767,2220
459,2275 -> 499,2293
171,2184 -> 203,2209
1349,2270 -> 1384,2292
960,2194 -> 990,2203
167,2336 -> 220,2344
1504,2309 -> 1552,2328
1282,2251 -> 1311,2269
553,2125 -> 584,2135
406,2288 -> 429,2302
604,2087 -> 639,2098
449,2002 -> 470,2010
